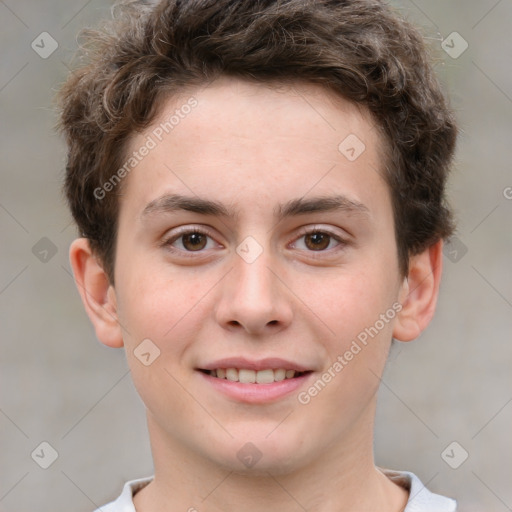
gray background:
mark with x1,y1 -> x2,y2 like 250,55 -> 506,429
1,1 -> 511,511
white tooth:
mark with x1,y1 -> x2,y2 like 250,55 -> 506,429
285,369 -> 296,379
274,368 -> 286,381
226,368 -> 239,381
216,368 -> 226,379
239,369 -> 256,383
256,369 -> 275,384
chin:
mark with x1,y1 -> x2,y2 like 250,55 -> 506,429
204,431 -> 313,476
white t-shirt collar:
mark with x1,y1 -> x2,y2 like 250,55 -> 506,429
95,470 -> 456,512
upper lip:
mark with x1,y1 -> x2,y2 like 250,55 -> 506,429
197,357 -> 314,372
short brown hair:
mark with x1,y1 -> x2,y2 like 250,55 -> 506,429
58,0 -> 457,282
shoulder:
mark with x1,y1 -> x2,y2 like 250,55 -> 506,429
92,477 -> 153,512
383,469 -> 457,512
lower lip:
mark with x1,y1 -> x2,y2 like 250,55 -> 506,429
197,371 -> 314,404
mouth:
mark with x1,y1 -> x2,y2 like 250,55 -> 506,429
195,358 -> 315,403
197,367 -> 312,384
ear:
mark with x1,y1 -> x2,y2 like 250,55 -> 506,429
393,240 -> 443,342
69,238 -> 124,348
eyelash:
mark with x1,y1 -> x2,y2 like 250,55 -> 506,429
162,225 -> 348,258
161,226 -> 219,256
292,226 -> 347,252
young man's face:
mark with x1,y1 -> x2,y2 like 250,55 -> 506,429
94,78 -> 413,472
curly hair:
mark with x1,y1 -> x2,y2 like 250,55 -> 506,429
57,0 -> 457,282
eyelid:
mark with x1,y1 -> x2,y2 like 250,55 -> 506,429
291,224 -> 349,244
287,225 -> 351,259
160,223 -> 350,257
161,225 -> 223,251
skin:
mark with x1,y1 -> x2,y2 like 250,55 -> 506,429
70,77 -> 443,512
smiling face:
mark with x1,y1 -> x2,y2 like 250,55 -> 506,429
106,77 -> 407,472
74,77 -> 421,476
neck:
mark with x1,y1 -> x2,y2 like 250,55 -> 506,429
134,407 -> 407,512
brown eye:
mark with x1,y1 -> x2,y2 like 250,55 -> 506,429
181,232 -> 207,251
304,232 -> 331,251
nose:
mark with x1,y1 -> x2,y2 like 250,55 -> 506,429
214,248 -> 293,336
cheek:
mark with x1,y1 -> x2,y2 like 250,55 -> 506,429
295,273 -> 398,423
297,267 -> 397,344
115,250 -> 209,341
116,270 -> 208,414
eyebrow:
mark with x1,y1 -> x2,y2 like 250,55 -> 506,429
277,195 -> 369,219
141,193 -> 370,221
142,194 -> 231,218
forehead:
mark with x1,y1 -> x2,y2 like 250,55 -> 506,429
159,77 -> 378,146
118,77 -> 389,220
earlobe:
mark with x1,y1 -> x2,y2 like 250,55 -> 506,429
69,238 -> 124,348
392,240 -> 443,342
